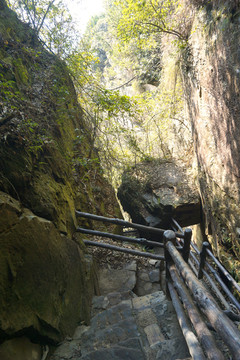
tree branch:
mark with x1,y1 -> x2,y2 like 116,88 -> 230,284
108,75 -> 138,91
139,21 -> 186,40
36,0 -> 55,35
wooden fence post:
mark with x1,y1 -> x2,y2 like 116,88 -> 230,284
163,230 -> 176,298
182,228 -> 192,263
198,242 -> 210,279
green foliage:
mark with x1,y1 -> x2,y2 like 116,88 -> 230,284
4,0 -> 190,187
0,75 -> 19,101
13,58 -> 29,85
113,0 -> 186,46
68,0 -> 190,186
16,118 -> 50,158
94,89 -> 133,118
7,0 -> 78,58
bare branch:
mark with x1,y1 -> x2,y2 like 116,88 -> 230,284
149,0 -> 159,15
36,0 -> 55,35
31,0 -> 36,28
108,75 -> 138,91
23,0 -> 36,30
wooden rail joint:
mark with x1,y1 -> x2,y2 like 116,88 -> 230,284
182,228 -> 192,263
198,242 -> 210,279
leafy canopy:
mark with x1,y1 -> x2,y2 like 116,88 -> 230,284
7,0 -> 78,58
113,0 -> 186,48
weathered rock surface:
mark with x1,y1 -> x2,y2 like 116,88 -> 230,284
0,337 -> 42,360
98,261 -> 137,295
0,192 -> 97,344
135,269 -> 161,296
183,2 -> 240,274
118,160 -> 200,236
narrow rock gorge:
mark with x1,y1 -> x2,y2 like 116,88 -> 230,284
116,1 -> 240,280
1,0 -> 240,358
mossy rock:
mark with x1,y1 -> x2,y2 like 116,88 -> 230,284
0,1 -> 121,237
13,58 -> 29,86
0,191 -> 97,344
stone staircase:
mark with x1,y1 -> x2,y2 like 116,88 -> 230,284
50,261 -> 190,360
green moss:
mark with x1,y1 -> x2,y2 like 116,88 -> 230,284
0,50 -> 12,65
13,58 -> 29,86
0,195 -> 98,342
100,201 -> 105,214
219,248 -> 240,284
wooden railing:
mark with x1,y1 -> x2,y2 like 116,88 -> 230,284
164,230 -> 240,360
75,211 -> 240,360
171,218 -> 240,312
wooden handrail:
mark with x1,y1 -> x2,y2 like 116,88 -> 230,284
78,213 -> 239,307
76,211 -> 184,238
78,213 -> 240,359
169,264 -> 224,360
168,282 -> 206,360
83,240 -> 164,260
189,251 -> 231,310
78,213 -> 239,308
164,230 -> 240,360
171,218 -> 240,306
75,227 -> 165,248
198,242 -> 210,279
206,248 -> 240,293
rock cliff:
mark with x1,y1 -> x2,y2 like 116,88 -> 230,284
0,0 -> 121,351
183,1 -> 240,278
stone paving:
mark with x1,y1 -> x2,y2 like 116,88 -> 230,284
50,261 -> 190,360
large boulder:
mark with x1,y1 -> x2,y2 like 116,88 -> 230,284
0,192 -> 97,344
118,160 -> 200,238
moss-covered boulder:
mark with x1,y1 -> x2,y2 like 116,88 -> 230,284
0,192 -> 98,344
0,0 -> 80,234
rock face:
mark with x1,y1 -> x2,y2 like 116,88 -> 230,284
0,337 -> 42,360
0,0 -> 120,236
183,1 -> 240,275
98,262 -> 137,295
118,160 -> 200,238
0,0 -> 121,351
0,192 -> 97,344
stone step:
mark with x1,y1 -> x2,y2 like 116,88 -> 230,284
50,291 -> 190,360
50,260 -> 190,360
79,343 -> 145,360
